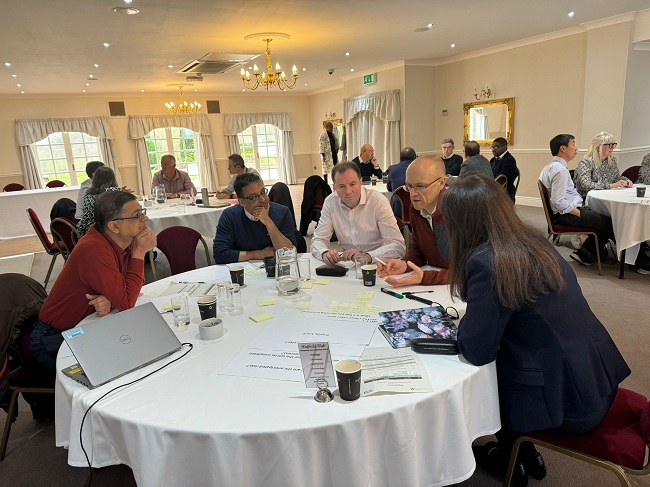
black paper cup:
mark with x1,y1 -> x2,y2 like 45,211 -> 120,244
361,264 -> 377,287
335,359 -> 362,401
197,295 -> 217,320
229,266 -> 245,285
637,186 -> 646,198
263,256 -> 276,278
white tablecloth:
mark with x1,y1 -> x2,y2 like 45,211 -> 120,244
0,186 -> 80,239
586,186 -> 650,264
145,201 -> 233,238
55,257 -> 500,487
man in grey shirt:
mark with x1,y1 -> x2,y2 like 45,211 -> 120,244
217,154 -> 261,199
459,141 -> 493,179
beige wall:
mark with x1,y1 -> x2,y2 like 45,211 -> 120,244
620,47 -> 650,169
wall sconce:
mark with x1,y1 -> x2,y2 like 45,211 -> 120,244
474,84 -> 492,100
325,112 -> 336,120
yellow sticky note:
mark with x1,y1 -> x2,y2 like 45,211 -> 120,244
162,302 -> 173,312
348,303 -> 368,314
256,298 -> 276,307
249,312 -> 274,323
330,301 -> 351,312
314,278 -> 331,285
295,302 -> 314,311
355,291 -> 375,303
301,281 -> 313,289
245,265 -> 265,276
364,305 -> 386,315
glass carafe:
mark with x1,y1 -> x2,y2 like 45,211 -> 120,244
275,247 -> 301,295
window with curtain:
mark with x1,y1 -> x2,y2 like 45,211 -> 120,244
237,123 -> 281,182
145,127 -> 200,188
31,132 -> 102,186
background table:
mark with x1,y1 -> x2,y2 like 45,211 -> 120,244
55,257 -> 500,487
145,201 -> 233,238
0,186 -> 80,239
586,186 -> 650,270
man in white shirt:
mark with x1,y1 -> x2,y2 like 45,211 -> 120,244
311,162 -> 405,264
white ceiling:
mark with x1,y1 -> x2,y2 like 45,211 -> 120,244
1,0 -> 648,96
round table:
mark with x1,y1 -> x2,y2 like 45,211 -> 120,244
144,200 -> 233,238
54,256 -> 500,487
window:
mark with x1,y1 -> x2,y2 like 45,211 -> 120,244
32,132 -> 102,186
237,124 -> 281,182
145,127 -> 200,188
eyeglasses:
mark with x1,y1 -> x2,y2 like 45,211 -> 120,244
602,143 -> 617,149
241,187 -> 269,201
113,208 -> 147,222
403,177 -> 443,193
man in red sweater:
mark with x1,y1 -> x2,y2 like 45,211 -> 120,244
30,191 -> 156,371
378,154 -> 450,287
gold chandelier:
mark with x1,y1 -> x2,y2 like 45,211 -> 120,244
241,38 -> 298,91
165,85 -> 201,114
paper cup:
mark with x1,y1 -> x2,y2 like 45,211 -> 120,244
335,359 -> 362,401
230,266 -> 245,285
361,264 -> 377,287
197,295 -> 217,320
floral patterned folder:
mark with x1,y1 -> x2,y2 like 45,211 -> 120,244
378,306 -> 458,349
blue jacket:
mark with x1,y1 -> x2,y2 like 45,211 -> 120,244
213,202 -> 297,264
387,159 -> 412,217
457,243 -> 630,433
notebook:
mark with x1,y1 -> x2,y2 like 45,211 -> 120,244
377,306 -> 458,349
61,302 -> 182,389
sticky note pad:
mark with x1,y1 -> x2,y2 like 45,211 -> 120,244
314,278 -> 331,285
162,302 -> 173,312
245,265 -> 264,276
330,301 -> 351,312
256,298 -> 276,307
295,302 -> 314,310
301,281 -> 313,289
249,312 -> 274,323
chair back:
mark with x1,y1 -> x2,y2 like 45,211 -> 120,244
3,183 -> 25,192
50,218 -> 80,259
495,174 -> 508,188
268,182 -> 297,228
621,165 -> 641,183
45,180 -> 66,188
26,209 -> 58,255
152,226 -> 211,278
390,187 -> 411,224
513,167 -> 521,193
537,180 -> 556,229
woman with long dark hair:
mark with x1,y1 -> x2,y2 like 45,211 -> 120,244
441,175 -> 630,486
77,166 -> 120,236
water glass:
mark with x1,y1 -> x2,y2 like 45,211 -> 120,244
217,280 -> 232,312
171,294 -> 190,330
298,258 -> 311,281
227,283 -> 243,315
354,255 -> 366,279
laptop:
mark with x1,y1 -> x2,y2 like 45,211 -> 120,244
61,302 -> 182,389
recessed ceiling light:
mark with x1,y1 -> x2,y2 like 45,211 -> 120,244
302,67 -> 306,72
427,23 -> 433,28
124,0 -> 133,3
242,89 -> 245,92
20,90 -> 24,94
568,11 -> 575,17
304,83 -> 308,86
194,89 -> 197,92
16,83 -> 21,87
113,7 -> 139,15
82,90 -> 86,93
85,83 -> 90,86
103,43 -> 110,48
350,68 -> 354,72
345,52 -> 350,56
167,65 -> 174,69
94,64 -> 99,68
89,74 -> 94,78
141,89 -> 145,92
451,43 -> 456,48
11,74 -> 16,77
4,62 -> 11,67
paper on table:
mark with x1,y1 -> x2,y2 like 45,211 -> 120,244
330,301 -> 350,312
360,347 -> 433,395
257,298 -> 276,307
159,281 -> 219,297
245,264 -> 265,276
301,281 -> 314,289
313,278 -> 331,285
249,312 -> 274,323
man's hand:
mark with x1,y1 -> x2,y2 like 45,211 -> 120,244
340,248 -> 368,263
384,261 -> 424,288
86,294 -> 112,316
377,259 -> 407,277
252,204 -> 271,224
322,250 -> 341,264
216,191 -> 230,199
121,186 -> 135,194
133,227 -> 157,259
165,192 -> 177,199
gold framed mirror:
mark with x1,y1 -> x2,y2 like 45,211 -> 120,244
463,97 -> 515,146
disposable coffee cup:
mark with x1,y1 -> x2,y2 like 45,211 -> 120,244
361,264 -> 377,287
197,295 -> 217,320
637,185 -> 646,198
198,318 -> 223,341
263,256 -> 276,278
335,359 -> 362,401
371,178 -> 377,186
229,266 -> 245,286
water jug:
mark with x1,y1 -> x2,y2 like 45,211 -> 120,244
275,247 -> 301,295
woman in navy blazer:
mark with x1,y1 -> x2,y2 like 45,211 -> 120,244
441,175 -> 630,486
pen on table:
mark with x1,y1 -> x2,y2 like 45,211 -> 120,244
179,281 -> 206,284
380,287 -> 404,299
402,293 -> 433,305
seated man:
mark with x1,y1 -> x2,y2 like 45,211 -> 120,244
151,154 -> 196,198
490,137 -> 518,201
311,162 -> 405,264
540,134 -> 616,266
217,154 -> 261,199
387,147 -> 417,192
441,138 -> 463,176
352,144 -> 383,182
459,140 -> 493,179
30,191 -> 156,371
378,155 -> 450,286
213,173 -> 296,264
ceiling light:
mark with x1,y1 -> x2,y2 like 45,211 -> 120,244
350,68 -> 354,72
345,52 -> 350,56
103,43 -> 110,48
165,85 -> 201,114
141,89 -> 145,92
94,64 -> 100,68
124,0 -> 133,3
4,63 -> 11,67
194,89 -> 197,92
86,83 -> 90,86
302,67 -> 306,72
304,83 -> 308,86
11,74 -> 16,77
451,43 -> 456,48
20,91 -> 24,94
568,11 -> 575,17
82,90 -> 86,93
241,37 -> 298,91
89,74 -> 94,78
168,65 -> 174,69
427,23 -> 433,28
16,83 -> 21,87
113,7 -> 139,14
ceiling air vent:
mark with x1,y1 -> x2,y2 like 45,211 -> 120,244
177,52 -> 260,75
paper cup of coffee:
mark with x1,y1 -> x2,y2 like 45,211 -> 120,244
637,185 -> 646,198
197,295 -> 217,320
335,359 -> 362,401
361,264 -> 377,287
198,318 -> 223,341
229,266 -> 245,286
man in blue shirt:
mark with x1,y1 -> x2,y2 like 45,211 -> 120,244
213,173 -> 296,264
387,147 -> 417,218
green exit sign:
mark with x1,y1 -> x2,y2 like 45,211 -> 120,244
363,73 -> 377,86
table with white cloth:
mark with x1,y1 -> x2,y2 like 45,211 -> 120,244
586,186 -> 650,278
0,186 -> 80,239
144,200 -> 234,238
364,181 -> 391,200
54,256 -> 500,487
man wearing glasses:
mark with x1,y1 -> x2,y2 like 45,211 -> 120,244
213,173 -> 296,264
378,155 -> 450,287
311,162 -> 405,264
30,191 -> 156,371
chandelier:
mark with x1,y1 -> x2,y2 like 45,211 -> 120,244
241,38 -> 298,91
165,85 -> 201,114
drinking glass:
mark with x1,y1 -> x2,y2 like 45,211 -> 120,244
227,283 -> 243,315
298,258 -> 311,281
171,294 -> 190,330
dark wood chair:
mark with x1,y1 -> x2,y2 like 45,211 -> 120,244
50,218 -> 80,260
621,165 -> 641,183
26,208 -> 65,288
149,226 -> 211,281
389,186 -> 412,227
2,183 -> 25,192
45,180 -> 66,188
495,174 -> 508,188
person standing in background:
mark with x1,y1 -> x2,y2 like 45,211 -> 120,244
319,121 -> 340,184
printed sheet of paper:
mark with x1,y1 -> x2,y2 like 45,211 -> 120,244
360,347 -> 433,395
159,281 -> 220,297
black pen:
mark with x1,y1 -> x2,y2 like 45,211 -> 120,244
380,287 -> 404,299
403,293 -> 433,305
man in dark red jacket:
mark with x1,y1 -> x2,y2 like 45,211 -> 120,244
30,191 -> 156,371
378,154 -> 449,287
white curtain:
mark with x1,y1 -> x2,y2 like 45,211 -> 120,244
343,90 -> 401,169
127,114 -> 218,194
223,112 -> 296,184
15,116 -> 118,189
